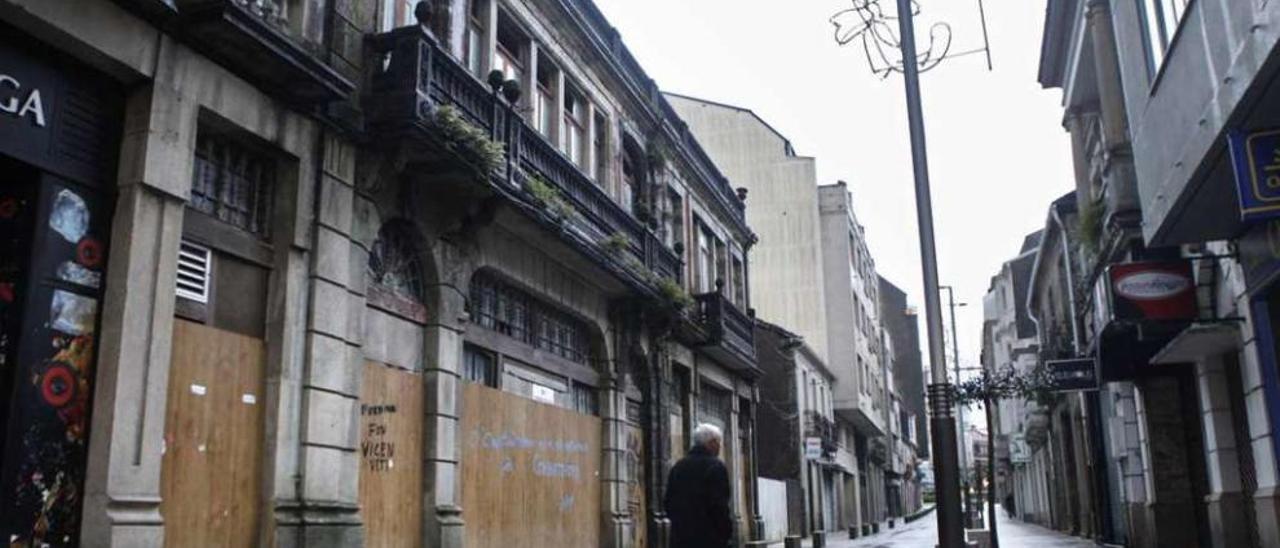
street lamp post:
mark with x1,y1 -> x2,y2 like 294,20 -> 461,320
893,2 -> 966,546
941,286 -> 970,528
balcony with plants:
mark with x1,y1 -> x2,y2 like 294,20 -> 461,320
363,24 -> 684,303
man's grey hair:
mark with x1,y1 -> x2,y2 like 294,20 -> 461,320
692,423 -> 723,448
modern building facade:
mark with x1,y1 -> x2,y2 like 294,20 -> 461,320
0,1 -> 765,547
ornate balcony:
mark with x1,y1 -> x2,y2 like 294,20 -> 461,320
692,288 -> 756,373
161,0 -> 354,103
364,26 -> 681,292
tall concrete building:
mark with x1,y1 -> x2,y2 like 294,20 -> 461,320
670,94 -> 910,537
879,275 -> 927,460
665,94 -> 828,363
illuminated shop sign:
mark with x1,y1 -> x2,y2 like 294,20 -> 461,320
1104,261 -> 1197,322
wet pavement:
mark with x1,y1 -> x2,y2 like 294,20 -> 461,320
789,508 -> 1099,548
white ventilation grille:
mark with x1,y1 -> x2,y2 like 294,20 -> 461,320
176,241 -> 212,303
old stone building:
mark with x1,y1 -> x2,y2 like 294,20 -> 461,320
0,0 -> 762,546
1021,1 -> 1280,547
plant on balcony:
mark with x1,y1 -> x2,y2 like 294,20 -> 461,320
602,232 -> 632,254
657,277 -> 694,311
525,175 -> 578,224
1077,197 -> 1104,254
431,105 -> 505,174
647,141 -> 671,170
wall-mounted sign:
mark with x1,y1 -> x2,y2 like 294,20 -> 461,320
804,437 -> 822,460
1105,261 -> 1197,322
0,35 -> 122,187
1047,358 -> 1099,392
1230,129 -> 1280,223
1009,434 -> 1030,464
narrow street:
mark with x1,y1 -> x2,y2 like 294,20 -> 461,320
805,511 -> 1096,548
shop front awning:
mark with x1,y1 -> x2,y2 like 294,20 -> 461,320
1151,322 -> 1243,365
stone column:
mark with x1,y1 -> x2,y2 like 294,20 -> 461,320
81,82 -> 193,548
272,133 -> 366,547
1195,356 -> 1250,548
599,366 -> 631,548
1237,291 -> 1280,548
1085,0 -> 1140,220
422,267 -> 467,548
727,389 -> 743,543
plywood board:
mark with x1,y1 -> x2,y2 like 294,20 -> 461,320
461,383 -> 602,548
358,361 -> 424,548
626,421 -> 647,548
161,319 -> 266,548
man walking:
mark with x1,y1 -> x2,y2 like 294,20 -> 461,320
664,423 -> 733,548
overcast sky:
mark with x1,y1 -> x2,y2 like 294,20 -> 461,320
594,0 -> 1075,377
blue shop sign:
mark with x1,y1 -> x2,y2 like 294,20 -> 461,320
1230,129 -> 1280,223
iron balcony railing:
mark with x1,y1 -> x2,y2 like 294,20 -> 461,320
121,0 -> 355,104
365,26 -> 681,287
693,289 -> 757,371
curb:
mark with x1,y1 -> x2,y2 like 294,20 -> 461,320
904,504 -> 937,523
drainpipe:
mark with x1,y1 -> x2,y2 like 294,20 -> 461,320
1050,205 -> 1081,354
1052,195 -> 1115,543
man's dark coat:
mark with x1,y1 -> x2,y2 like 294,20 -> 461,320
663,445 -> 732,548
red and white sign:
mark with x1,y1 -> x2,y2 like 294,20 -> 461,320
1107,261 -> 1197,322
1114,271 -> 1192,301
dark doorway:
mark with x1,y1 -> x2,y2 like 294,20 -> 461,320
0,156 -> 39,470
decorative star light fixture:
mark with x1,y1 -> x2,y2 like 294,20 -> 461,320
830,0 -> 991,78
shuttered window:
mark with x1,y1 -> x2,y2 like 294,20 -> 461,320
176,241 -> 212,303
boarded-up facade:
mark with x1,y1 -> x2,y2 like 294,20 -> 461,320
1,0 -> 763,547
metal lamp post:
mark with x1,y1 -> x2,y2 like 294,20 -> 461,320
894,4 -> 966,546
828,0 -> 992,543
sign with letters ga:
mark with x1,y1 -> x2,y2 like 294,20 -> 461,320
1229,129 -> 1280,223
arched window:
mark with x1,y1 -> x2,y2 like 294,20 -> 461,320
367,221 -> 427,322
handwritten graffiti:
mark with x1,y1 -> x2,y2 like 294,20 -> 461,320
477,430 -> 590,454
361,404 -> 397,472
532,458 -> 580,480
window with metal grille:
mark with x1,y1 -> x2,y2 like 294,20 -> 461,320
572,382 -> 598,415
697,383 -> 730,430
469,272 -> 589,364
463,344 -> 498,387
175,241 -> 212,303
191,130 -> 275,238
